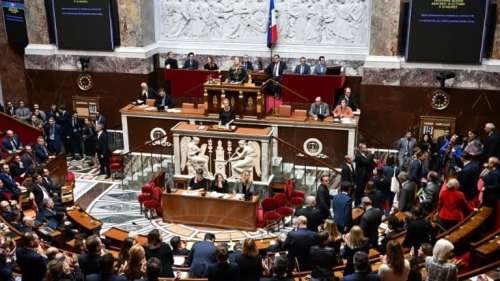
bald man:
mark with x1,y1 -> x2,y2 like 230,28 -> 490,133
284,215 -> 318,271
294,196 -> 322,232
138,82 -> 157,104
483,122 -> 500,161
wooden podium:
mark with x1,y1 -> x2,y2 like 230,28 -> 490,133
203,81 -> 263,117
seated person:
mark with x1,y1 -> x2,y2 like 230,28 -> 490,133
308,96 -> 330,121
0,200 -> 15,221
188,168 -> 210,190
0,164 -> 21,200
155,88 -> 175,110
210,173 -> 228,193
21,145 -> 36,174
235,170 -> 256,200
313,56 -> 327,75
227,57 -> 247,84
170,236 -> 190,256
42,168 -> 61,196
183,52 -> 199,69
2,130 -> 22,154
338,87 -> 359,111
332,99 -> 354,119
37,198 -> 59,229
219,98 -> 235,126
9,155 -> 26,177
138,82 -> 157,105
203,56 -> 218,70
294,56 -> 311,75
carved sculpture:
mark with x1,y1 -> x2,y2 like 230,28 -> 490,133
228,140 -> 261,179
180,137 -> 211,176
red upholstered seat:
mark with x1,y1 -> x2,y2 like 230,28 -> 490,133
290,197 -> 304,208
109,155 -> 123,179
261,197 -> 277,212
276,206 -> 294,218
273,193 -> 287,208
66,172 -> 76,183
143,186 -> 162,218
138,184 -> 153,214
263,210 -> 282,229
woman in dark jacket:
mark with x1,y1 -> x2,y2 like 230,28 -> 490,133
342,226 -> 370,276
235,238 -> 263,281
308,232 -> 338,281
144,229 -> 174,278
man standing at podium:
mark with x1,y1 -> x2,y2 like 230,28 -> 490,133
219,98 -> 235,126
265,54 -> 287,99
227,57 -> 247,84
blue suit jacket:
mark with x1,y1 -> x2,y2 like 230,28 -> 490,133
188,241 -> 217,277
2,135 -> 21,152
33,144 -> 49,163
16,247 -> 47,281
44,124 -> 63,149
0,172 -> 19,194
458,161 -> 480,200
284,228 -> 318,270
332,193 -> 352,229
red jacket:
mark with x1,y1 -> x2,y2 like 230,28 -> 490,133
438,188 -> 474,221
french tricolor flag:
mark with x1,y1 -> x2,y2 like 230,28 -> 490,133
267,0 -> 278,48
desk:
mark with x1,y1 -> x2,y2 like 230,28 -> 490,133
162,190 -> 258,231
203,82 -> 263,117
67,208 -> 102,233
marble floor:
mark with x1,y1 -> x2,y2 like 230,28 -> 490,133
71,159 -> 291,243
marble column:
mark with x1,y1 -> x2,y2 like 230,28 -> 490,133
24,0 -> 50,44
491,3 -> 500,59
369,0 -> 401,56
117,0 -> 155,47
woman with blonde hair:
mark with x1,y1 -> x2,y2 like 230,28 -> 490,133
425,239 -> 457,281
342,226 -> 370,275
378,241 -> 410,281
320,219 -> 342,263
122,244 -> 146,280
234,238 -> 263,281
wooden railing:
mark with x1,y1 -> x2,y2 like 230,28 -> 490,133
0,111 -> 42,146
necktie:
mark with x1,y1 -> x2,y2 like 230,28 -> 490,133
42,145 -> 48,155
11,140 -> 16,150
406,140 -> 411,156
300,65 -> 304,75
274,63 -> 279,77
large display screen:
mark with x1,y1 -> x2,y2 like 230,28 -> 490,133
51,0 -> 114,51
406,0 -> 489,64
2,0 -> 28,45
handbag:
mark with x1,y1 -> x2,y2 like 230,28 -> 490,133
390,167 -> 399,194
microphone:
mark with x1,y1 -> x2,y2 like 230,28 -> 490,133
225,119 -> 234,128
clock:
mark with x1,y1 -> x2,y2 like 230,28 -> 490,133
77,73 -> 94,91
430,89 -> 450,110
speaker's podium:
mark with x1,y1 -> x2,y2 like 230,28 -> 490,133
203,80 -> 263,118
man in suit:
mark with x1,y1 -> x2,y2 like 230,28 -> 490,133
44,117 -> 62,154
315,175 -> 332,221
164,51 -> 179,69
359,197 -> 384,249
4,101 -> 15,116
32,104 -> 46,123
332,181 -> 353,233
396,131 -> 417,170
294,57 -> 311,75
16,232 -> 48,281
482,156 -> 500,207
398,171 -> 417,212
227,57 -> 248,84
42,168 -> 60,196
0,164 -> 21,199
409,151 -> 428,185
313,56 -> 327,75
69,111 -> 84,159
57,106 -> 72,154
189,168 -> 210,190
337,87 -> 358,111
21,145 -> 36,174
242,55 -> 254,71
284,216 -> 318,271
187,233 -> 217,278
139,82 -> 157,104
183,52 -> 199,69
308,96 -> 330,121
207,246 -> 240,281
457,153 -> 480,200
354,143 -> 375,205
155,88 -> 175,111
33,136 -> 49,163
14,100 -> 31,123
294,196 -> 322,232
30,174 -> 51,220
343,252 -> 381,281
2,130 -> 22,154
78,235 -> 104,276
341,155 -> 356,184
95,110 -> 107,129
403,206 -> 434,256
260,256 -> 292,281
96,124 -> 111,178
46,104 -> 59,123
483,122 -> 500,161
265,54 -> 287,99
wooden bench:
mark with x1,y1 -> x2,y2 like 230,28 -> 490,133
437,207 -> 493,245
470,228 -> 500,266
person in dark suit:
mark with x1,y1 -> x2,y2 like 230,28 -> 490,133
265,54 -> 287,99
95,110 -> 107,129
183,52 -> 200,69
219,98 -> 235,126
409,151 -> 428,185
308,96 -> 330,121
342,252 -> 381,281
144,229 -> 174,278
481,157 -> 500,208
42,168 -> 60,196
234,239 -> 263,281
204,56 -> 219,71
398,172 -> 417,212
210,173 -> 229,193
44,116 -> 63,154
354,143 -> 375,205
332,181 -> 353,233
86,253 -> 127,281
294,57 -> 311,75
341,155 -> 356,184
295,196 -> 322,232
359,197 -> 383,249
30,174 -> 51,219
235,170 -> 257,200
259,255 -> 293,281
9,155 -> 26,177
139,82 -> 158,104
457,153 -> 480,201
337,87 -> 359,111
363,181 -> 384,210
189,168 -> 210,190
21,145 -> 36,174
164,51 -> 179,69
69,111 -> 84,159
403,206 -> 434,256
308,231 -> 338,280
284,216 -> 318,271
95,124 -> 111,178
228,57 -> 247,84
207,246 -> 240,281
0,164 -> 21,199
315,175 -> 332,221
4,101 -> 15,116
187,233 -> 217,278
2,130 -> 22,154
57,106 -> 72,154
155,88 -> 176,111
313,56 -> 327,75
482,123 -> 500,161
170,236 -> 190,256
46,104 -> 59,123
78,235 -> 104,276
16,232 -> 47,281
242,55 -> 254,71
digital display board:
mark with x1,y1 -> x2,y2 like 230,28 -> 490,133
2,0 -> 28,45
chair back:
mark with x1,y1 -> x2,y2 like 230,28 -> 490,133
286,179 -> 295,198
273,193 -> 287,207
261,197 -> 277,212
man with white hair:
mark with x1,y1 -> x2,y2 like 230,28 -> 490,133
483,122 -> 500,161
138,82 -> 157,104
284,215 -> 318,271
482,156 -> 500,207
295,196 -> 322,232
